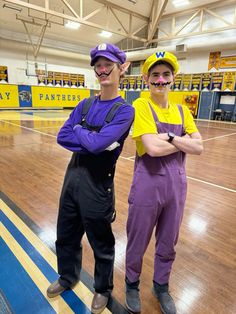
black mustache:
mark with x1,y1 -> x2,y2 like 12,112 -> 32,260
95,67 -> 114,77
150,81 -> 171,86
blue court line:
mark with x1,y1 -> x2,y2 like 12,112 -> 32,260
0,209 -> 91,314
0,238 -> 55,314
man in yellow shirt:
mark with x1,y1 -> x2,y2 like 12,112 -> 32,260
125,51 -> 203,314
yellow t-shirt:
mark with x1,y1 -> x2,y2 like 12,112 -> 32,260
132,97 -> 199,156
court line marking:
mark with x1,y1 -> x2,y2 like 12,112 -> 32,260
0,222 -> 74,314
0,200 -> 111,314
1,120 -> 235,193
0,120 -> 56,138
186,177 -> 236,193
197,124 -> 236,131
202,132 -> 236,142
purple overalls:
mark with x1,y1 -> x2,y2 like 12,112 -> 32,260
126,104 -> 187,284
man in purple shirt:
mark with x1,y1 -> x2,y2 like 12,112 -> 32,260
47,43 -> 134,314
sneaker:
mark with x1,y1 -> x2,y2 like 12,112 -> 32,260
125,285 -> 141,313
152,282 -> 176,314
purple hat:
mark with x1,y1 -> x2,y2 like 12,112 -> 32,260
90,43 -> 126,66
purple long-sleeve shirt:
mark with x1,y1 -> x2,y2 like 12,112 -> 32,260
57,96 -> 134,155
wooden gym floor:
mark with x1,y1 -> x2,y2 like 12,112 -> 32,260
0,109 -> 235,314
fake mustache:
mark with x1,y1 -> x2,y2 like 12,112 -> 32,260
150,81 -> 172,87
95,67 -> 114,77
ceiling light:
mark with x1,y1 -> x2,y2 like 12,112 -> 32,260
172,0 -> 190,7
99,31 -> 112,38
65,21 -> 81,29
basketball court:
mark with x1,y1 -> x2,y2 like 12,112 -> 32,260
0,109 -> 235,313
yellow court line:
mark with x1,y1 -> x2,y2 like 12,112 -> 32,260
0,222 -> 74,314
0,199 -> 111,314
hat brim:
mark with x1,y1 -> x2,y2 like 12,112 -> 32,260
143,58 -> 179,75
90,52 -> 122,66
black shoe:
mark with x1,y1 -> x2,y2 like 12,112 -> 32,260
152,282 -> 176,314
125,283 -> 141,313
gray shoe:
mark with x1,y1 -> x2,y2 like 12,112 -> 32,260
152,283 -> 176,314
125,286 -> 141,313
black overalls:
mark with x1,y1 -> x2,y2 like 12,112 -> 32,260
56,98 -> 124,296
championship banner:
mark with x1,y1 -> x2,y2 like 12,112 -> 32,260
201,73 -> 212,91
182,74 -> 192,90
128,76 -> 136,90
78,75 -> 85,87
62,73 -> 71,87
54,72 -> 63,86
191,74 -> 202,91
220,56 -> 236,69
222,72 -> 236,91
36,70 -> 46,85
0,66 -> 8,83
120,78 -> 130,90
0,84 -> 19,107
208,51 -> 221,71
211,72 -> 224,90
46,71 -> 54,86
70,74 -> 78,87
136,76 -> 143,90
31,86 -> 90,108
142,81 -> 148,90
173,74 -> 182,90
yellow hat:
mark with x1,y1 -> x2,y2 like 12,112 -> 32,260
142,51 -> 179,75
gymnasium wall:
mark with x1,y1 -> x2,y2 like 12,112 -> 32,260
0,84 -> 125,109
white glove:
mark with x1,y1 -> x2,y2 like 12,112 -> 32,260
105,141 -> 120,151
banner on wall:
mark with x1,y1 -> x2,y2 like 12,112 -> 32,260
128,76 -> 136,90
0,84 -> 19,107
201,73 -> 212,91
208,51 -> 221,71
70,74 -> 78,87
63,73 -> 71,87
31,86 -> 90,107
78,75 -> 85,87
0,66 -> 8,83
136,76 -> 143,90
173,74 -> 182,90
191,74 -> 202,91
46,71 -> 54,86
220,56 -> 236,69
120,78 -> 130,90
142,79 -> 149,90
54,72 -> 63,86
182,74 -> 192,90
211,72 -> 224,90
222,72 -> 236,91
18,85 -> 32,107
37,70 -> 47,85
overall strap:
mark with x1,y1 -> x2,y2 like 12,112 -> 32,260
177,104 -> 186,134
148,102 -> 159,125
81,97 -> 95,122
105,101 -> 125,123
177,104 -> 184,124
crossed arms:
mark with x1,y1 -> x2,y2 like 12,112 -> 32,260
141,132 -> 203,157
